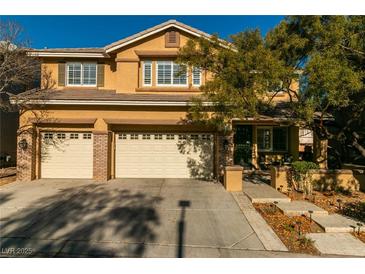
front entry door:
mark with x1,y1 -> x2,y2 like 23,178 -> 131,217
234,125 -> 253,168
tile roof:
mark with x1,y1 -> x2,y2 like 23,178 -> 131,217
15,88 -> 199,102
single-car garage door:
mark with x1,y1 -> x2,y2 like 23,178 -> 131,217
115,133 -> 214,179
41,132 -> 93,178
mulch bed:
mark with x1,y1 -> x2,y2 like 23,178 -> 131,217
254,203 -> 322,256
289,190 -> 365,223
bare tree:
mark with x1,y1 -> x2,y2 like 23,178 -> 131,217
0,20 -> 40,112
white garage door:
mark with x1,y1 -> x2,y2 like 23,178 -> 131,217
41,132 -> 93,179
115,133 -> 214,179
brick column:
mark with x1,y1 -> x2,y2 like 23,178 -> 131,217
93,131 -> 111,181
16,126 -> 36,181
216,132 -> 234,182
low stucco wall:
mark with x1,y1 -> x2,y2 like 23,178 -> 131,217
309,169 -> 360,192
270,166 -> 362,192
342,164 -> 365,192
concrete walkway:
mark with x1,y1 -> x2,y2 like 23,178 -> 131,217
276,201 -> 328,217
244,174 -> 365,257
312,214 -> 365,233
232,192 -> 288,252
243,181 -> 291,203
307,233 -> 365,257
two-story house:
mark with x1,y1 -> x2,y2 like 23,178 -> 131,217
14,20 -> 299,182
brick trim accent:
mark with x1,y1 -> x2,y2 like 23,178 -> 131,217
216,132 -> 234,182
93,131 -> 111,181
16,127 -> 36,181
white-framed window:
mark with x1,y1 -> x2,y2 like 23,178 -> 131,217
257,127 -> 288,152
192,67 -> 201,86
66,62 -> 97,86
142,134 -> 151,140
257,127 -> 273,151
143,61 -> 152,86
156,61 -> 187,86
154,134 -> 163,140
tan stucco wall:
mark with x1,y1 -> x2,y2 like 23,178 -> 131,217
310,169 -> 360,192
224,166 -> 243,192
271,167 -> 361,193
19,105 -> 200,134
39,30 -> 207,93
270,166 -> 290,192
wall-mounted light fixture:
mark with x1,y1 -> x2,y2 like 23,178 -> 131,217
18,139 -> 28,150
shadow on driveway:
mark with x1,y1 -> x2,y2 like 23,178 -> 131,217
0,184 -> 162,257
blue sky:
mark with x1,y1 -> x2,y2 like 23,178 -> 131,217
0,16 -> 284,49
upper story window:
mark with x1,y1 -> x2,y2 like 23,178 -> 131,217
192,67 -> 201,86
157,61 -> 187,86
67,62 -> 97,86
143,61 -> 152,86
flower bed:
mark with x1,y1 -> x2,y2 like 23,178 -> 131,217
254,203 -> 322,255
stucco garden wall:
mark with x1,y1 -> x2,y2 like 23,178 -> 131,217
270,166 -> 362,193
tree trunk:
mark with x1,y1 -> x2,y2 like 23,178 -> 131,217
313,131 -> 328,169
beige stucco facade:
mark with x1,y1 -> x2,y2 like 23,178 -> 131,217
17,20 -> 301,182
40,31 -> 210,93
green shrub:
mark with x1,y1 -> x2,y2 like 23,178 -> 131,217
292,161 -> 319,176
291,161 -> 319,194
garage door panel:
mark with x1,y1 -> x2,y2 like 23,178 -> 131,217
41,132 -> 93,179
116,133 -> 213,179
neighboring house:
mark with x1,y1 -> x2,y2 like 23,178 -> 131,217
299,128 -> 313,152
13,20 -> 300,182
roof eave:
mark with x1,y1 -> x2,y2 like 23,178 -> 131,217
10,98 -> 213,107
104,21 -> 231,53
27,51 -> 109,58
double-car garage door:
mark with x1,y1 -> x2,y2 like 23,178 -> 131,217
41,132 -> 214,179
115,133 -> 214,178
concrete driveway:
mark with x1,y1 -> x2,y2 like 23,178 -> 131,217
0,178 -> 310,257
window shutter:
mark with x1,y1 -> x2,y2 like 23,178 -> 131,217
58,63 -> 65,86
97,64 -> 105,87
